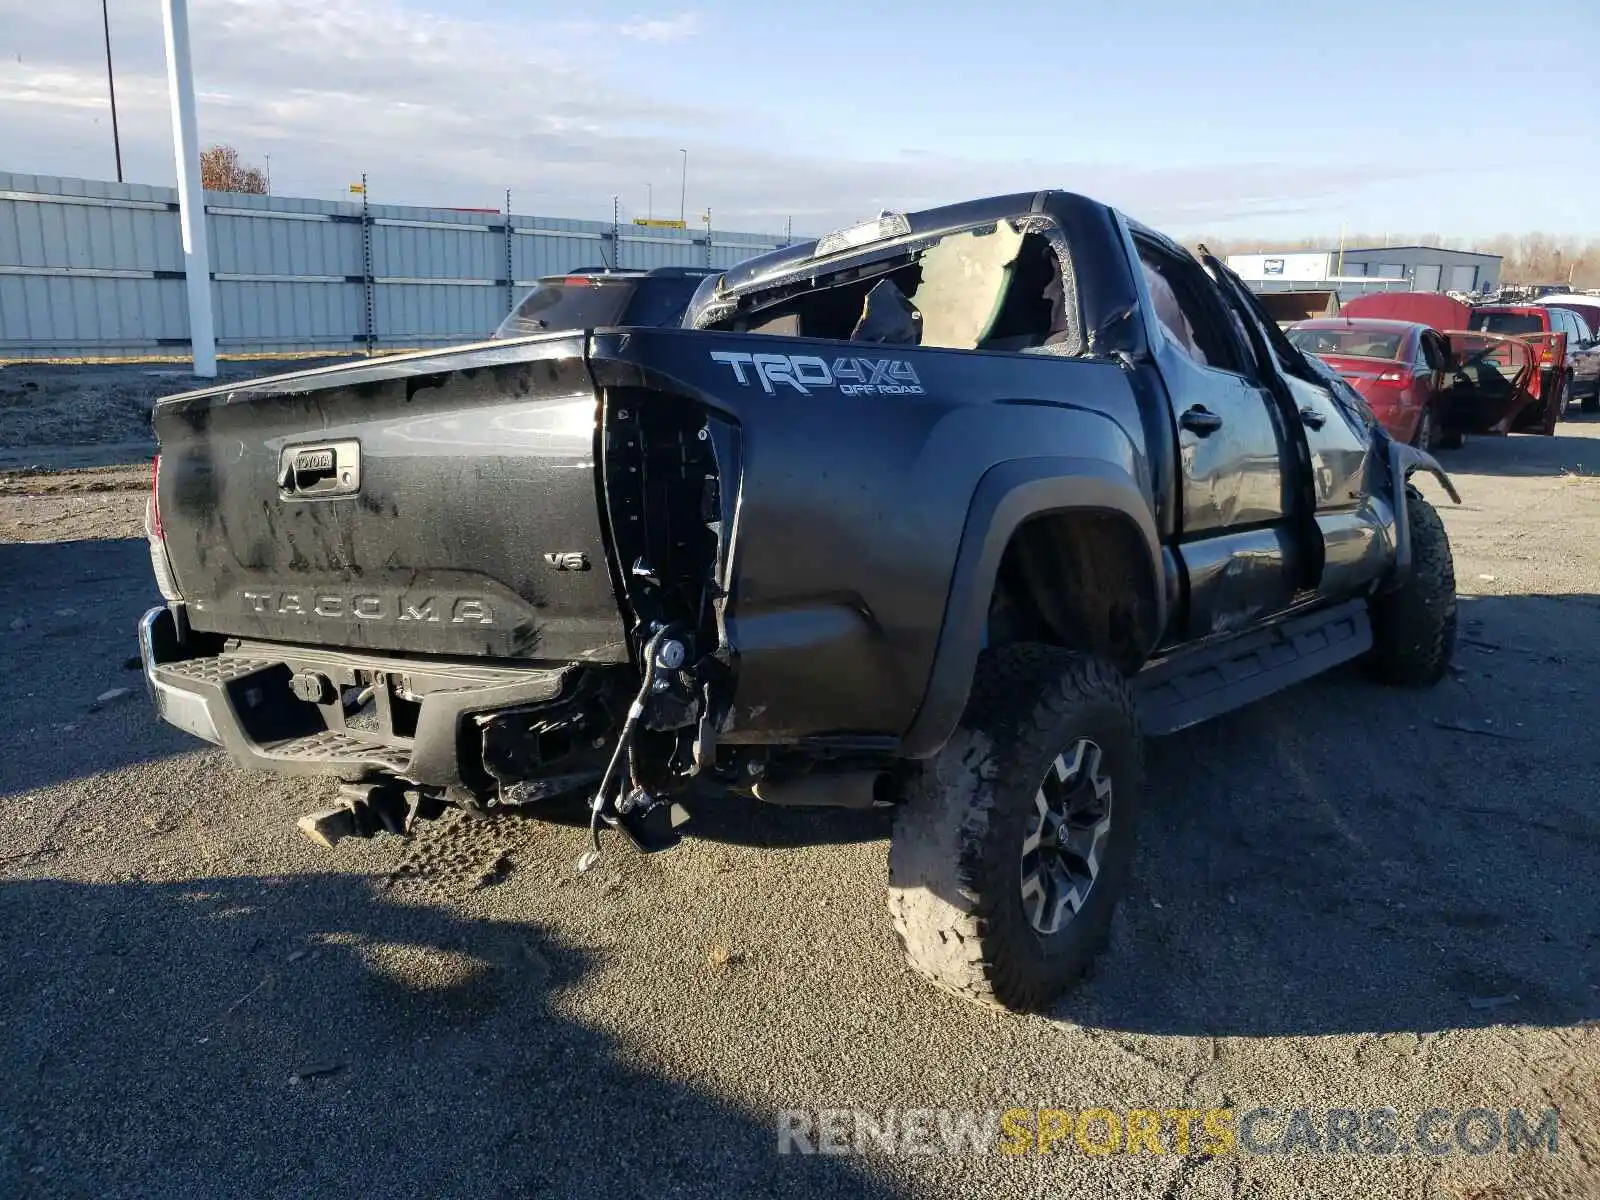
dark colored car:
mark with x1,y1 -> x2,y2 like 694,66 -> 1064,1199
1286,317 -> 1452,449
492,266 -> 717,339
139,191 -> 1460,1012
1535,298 -> 1600,411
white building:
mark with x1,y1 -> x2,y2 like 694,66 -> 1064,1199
1224,246 -> 1503,300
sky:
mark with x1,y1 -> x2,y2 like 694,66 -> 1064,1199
1,0 -> 1596,240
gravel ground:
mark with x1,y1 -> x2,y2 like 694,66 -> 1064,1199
2,417 -> 1599,1199
0,361 -> 352,471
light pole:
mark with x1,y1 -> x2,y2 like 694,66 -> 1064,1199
678,148 -> 687,227
646,182 -> 652,221
161,0 -> 216,377
100,0 -> 123,182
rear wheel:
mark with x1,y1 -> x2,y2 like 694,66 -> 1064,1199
1540,371 -> 1565,434
1582,376 -> 1599,414
887,645 -> 1143,1011
1366,487 -> 1456,685
1411,402 -> 1438,452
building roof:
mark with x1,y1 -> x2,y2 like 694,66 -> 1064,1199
1335,245 -> 1502,261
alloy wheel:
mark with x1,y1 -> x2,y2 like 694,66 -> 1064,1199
1019,737 -> 1113,936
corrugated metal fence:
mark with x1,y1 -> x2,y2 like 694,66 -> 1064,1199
0,172 -> 789,360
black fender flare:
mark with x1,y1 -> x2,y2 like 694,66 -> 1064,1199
1385,439 -> 1460,590
899,456 -> 1166,759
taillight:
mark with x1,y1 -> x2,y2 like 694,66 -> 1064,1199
1376,370 -> 1413,385
149,454 -> 162,538
147,453 -> 183,602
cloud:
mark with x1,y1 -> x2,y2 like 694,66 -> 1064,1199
0,0 -> 1442,237
618,12 -> 701,42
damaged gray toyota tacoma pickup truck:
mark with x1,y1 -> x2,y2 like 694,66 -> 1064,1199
140,190 -> 1460,1011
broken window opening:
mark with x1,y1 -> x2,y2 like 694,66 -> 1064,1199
723,220 -> 1077,358
1137,254 -> 1211,367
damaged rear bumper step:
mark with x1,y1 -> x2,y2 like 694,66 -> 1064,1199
139,606 -> 577,785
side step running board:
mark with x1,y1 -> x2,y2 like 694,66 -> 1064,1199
1134,599 -> 1372,736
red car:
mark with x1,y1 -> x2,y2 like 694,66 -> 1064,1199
1469,305 -> 1585,413
1339,292 -> 1567,435
1286,317 -> 1451,448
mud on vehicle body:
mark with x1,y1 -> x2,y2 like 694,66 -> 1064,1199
140,190 -> 1460,1011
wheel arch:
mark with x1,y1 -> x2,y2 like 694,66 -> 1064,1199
899,457 -> 1167,759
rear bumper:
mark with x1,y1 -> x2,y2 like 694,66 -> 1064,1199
138,606 -> 579,786
139,606 -> 222,746
1571,362 -> 1600,399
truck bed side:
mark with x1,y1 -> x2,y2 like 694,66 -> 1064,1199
151,326 -> 1166,757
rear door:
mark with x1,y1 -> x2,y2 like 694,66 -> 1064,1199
1203,255 -> 1388,603
1131,236 -> 1302,640
1548,309 -> 1581,384
1561,310 -> 1600,393
1418,329 -> 1451,429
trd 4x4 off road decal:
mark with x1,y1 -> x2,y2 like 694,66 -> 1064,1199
710,351 -> 924,396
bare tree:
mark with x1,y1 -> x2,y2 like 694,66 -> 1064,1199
199,144 -> 268,194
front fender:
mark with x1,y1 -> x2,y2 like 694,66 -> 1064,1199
1385,439 -> 1461,591
1393,441 -> 1461,505
899,456 -> 1166,759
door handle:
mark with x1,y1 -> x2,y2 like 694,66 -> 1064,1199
1298,406 -> 1327,430
1179,406 -> 1223,436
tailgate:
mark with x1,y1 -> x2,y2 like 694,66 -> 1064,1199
153,335 -> 629,662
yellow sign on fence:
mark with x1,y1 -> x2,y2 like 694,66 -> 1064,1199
632,218 -> 685,229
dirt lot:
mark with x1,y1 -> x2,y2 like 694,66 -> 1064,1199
0,360 -> 351,472
2,414 -> 1599,1199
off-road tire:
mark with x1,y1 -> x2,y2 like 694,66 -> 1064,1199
887,645 -> 1143,1012
1365,487 -> 1456,685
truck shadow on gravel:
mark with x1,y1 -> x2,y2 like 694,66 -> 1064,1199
0,538 -> 193,798
523,596 -> 1599,1040
528,790 -> 895,850
524,594 -> 1599,1041
1060,592 -> 1600,1038
0,870 -> 905,1199
1442,415 -> 1600,478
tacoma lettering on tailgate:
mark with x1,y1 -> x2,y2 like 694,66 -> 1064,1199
239,591 -> 494,625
